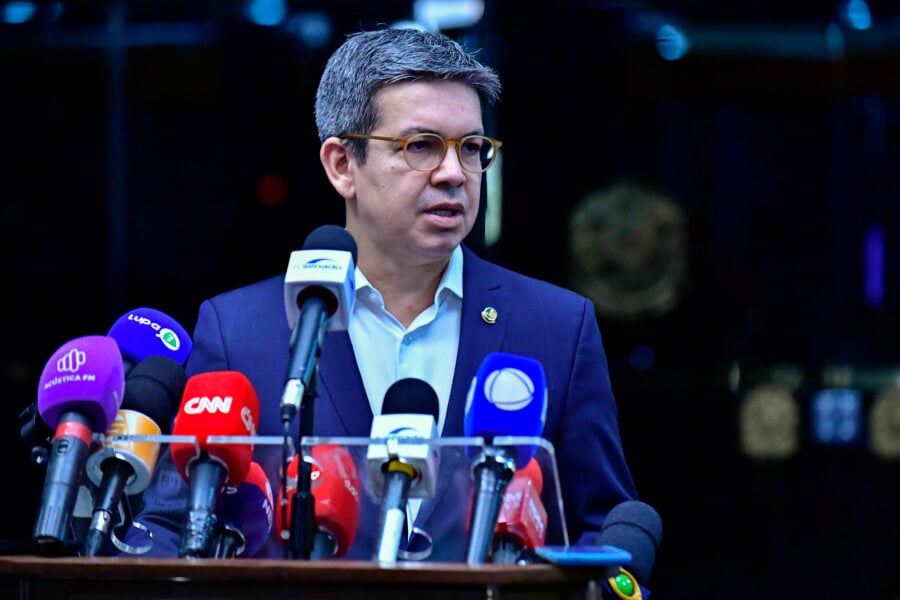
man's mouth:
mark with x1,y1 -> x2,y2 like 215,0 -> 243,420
430,208 -> 459,217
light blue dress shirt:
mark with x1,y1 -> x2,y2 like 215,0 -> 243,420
348,245 -> 463,434
348,245 -> 463,533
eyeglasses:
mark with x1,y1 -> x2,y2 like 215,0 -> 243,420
340,132 -> 502,173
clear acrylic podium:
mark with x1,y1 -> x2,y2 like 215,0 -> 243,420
89,432 -> 571,561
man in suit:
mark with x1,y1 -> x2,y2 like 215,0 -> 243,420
125,26 -> 638,561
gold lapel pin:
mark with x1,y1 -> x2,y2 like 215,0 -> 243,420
481,306 -> 498,324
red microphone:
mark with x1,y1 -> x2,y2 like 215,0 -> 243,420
491,457 -> 547,564
169,371 -> 260,558
277,445 -> 361,558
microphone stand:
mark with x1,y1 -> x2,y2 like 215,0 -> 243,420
289,366 -> 319,560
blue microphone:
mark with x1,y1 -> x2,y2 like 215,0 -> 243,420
463,352 -> 548,564
107,307 -> 193,372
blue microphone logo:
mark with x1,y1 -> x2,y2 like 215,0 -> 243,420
484,367 -> 535,411
302,257 -> 344,271
387,426 -> 422,438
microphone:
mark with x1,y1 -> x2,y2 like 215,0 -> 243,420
280,224 -> 357,424
213,461 -> 274,558
595,501 -> 663,599
366,378 -> 440,564
19,307 -> 191,468
463,352 -> 548,565
490,457 -> 547,564
32,335 -> 125,547
82,355 -> 187,556
308,445 -> 361,559
277,445 -> 362,559
169,370 -> 260,558
107,307 -> 193,372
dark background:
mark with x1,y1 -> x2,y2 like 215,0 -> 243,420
3,1 -> 900,598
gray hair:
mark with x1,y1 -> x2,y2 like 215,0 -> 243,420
314,26 -> 502,161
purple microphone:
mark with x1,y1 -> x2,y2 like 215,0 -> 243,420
20,307 -> 191,467
33,335 -> 125,546
213,461 -> 274,558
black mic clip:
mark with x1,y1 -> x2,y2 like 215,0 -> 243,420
471,444 -> 517,485
289,458 -> 316,560
18,402 -> 52,467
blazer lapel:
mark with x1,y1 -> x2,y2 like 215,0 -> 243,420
415,247 -> 510,547
444,247 -> 510,436
317,331 -> 374,436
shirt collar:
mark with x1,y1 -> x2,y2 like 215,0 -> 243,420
354,245 -> 464,303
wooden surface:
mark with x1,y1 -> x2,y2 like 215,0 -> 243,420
0,555 -> 611,600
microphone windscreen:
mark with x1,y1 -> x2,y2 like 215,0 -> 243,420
120,355 -> 187,434
283,226 -> 357,331
37,335 -> 125,433
276,446 -> 362,558
518,457 -> 543,495
84,408 -> 162,494
107,307 -> 192,367
464,352 -> 548,464
382,378 -> 439,422
596,500 -> 663,583
216,461 -> 274,557
496,467 -> 547,550
310,444 -> 361,557
367,378 -> 441,503
301,224 -> 359,263
170,370 -> 260,486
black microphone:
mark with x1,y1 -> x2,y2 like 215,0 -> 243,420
82,355 -> 186,556
595,501 -> 663,599
366,378 -> 440,564
280,224 -> 357,425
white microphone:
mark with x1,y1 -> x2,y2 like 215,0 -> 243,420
280,224 -> 357,424
366,378 -> 439,565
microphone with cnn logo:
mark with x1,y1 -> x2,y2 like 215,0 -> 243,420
169,371 -> 260,558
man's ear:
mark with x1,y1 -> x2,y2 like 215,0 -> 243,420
320,137 -> 355,200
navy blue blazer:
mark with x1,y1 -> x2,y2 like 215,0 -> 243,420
127,245 -> 638,561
